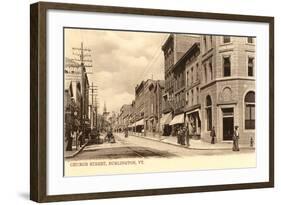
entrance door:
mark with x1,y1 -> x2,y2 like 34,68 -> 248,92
222,108 -> 234,141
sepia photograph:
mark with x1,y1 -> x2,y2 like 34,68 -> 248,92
63,28 -> 256,177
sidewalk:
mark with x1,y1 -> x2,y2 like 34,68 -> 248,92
64,142 -> 88,158
131,134 -> 255,150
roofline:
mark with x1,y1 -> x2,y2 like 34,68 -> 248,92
170,42 -> 200,72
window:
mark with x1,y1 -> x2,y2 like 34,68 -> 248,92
196,63 -> 199,81
248,57 -> 254,77
204,64 -> 207,83
206,95 -> 212,131
186,71 -> 189,87
245,91 -> 255,129
203,36 -> 207,51
181,72 -> 184,87
223,57 -> 231,77
186,91 -> 189,106
191,90 -> 194,105
196,87 -> 199,104
223,36 -> 231,43
191,67 -> 193,84
247,37 -> 253,43
209,61 -> 213,80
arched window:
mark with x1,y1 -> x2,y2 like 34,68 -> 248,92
206,95 -> 212,131
245,91 -> 255,129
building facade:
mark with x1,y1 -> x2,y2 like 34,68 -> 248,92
160,34 -> 255,144
199,35 -> 256,143
161,34 -> 200,136
64,58 -> 90,128
128,79 -> 164,135
145,80 -> 164,136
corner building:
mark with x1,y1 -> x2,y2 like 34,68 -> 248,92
199,35 -> 256,144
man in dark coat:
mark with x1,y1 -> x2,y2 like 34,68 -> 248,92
233,126 -> 240,151
181,127 -> 186,145
185,125 -> 190,147
210,126 -> 216,144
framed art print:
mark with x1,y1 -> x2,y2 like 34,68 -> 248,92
30,2 -> 274,202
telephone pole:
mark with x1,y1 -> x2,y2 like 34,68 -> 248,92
69,42 -> 92,137
89,83 -> 98,130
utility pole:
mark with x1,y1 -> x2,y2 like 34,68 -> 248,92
89,83 -> 98,131
69,42 -> 92,147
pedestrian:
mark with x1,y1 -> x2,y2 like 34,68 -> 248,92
77,128 -> 83,147
185,125 -> 190,147
210,126 -> 216,144
177,127 -> 181,144
124,128 -> 128,138
181,127 -> 186,145
233,126 -> 240,151
66,130 -> 75,151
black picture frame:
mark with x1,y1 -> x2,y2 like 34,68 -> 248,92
30,1 -> 274,202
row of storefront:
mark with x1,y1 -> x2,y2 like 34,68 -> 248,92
160,109 -> 201,138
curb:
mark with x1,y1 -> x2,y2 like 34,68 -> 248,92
132,135 -> 255,151
65,142 -> 88,159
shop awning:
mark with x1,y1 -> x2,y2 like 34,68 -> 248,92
160,112 -> 172,125
169,114 -> 184,125
186,108 -> 201,120
135,119 -> 144,126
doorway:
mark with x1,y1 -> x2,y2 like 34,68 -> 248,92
222,108 -> 234,141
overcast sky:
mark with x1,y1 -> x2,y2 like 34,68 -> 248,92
65,28 -> 168,114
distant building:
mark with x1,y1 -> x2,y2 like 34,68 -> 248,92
146,80 -> 165,135
130,79 -> 164,135
119,104 -> 133,131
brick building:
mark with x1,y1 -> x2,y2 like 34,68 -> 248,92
161,34 -> 200,135
131,79 -> 164,135
146,80 -> 164,135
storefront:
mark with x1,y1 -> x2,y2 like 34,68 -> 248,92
185,109 -> 201,139
160,112 -> 172,136
169,113 -> 185,136
135,119 -> 144,133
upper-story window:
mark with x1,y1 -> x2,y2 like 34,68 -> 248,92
204,64 -> 207,83
196,87 -> 199,104
247,37 -> 254,43
223,36 -> 231,43
209,61 -> 213,80
203,36 -> 207,51
191,89 -> 194,106
186,71 -> 189,87
248,57 -> 254,77
186,91 -> 189,106
223,57 -> 231,77
181,72 -> 184,87
196,63 -> 199,81
191,67 -> 194,84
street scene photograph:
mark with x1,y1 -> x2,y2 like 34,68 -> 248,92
63,28 -> 256,177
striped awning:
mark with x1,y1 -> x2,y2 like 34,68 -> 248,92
169,114 -> 184,125
135,119 -> 144,126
